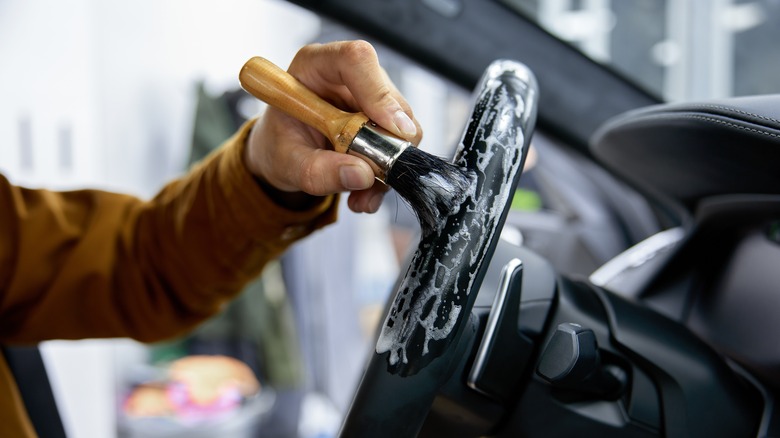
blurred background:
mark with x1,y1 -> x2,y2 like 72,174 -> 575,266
1,0 -> 779,436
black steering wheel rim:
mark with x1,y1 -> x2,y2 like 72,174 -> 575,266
340,60 -> 539,437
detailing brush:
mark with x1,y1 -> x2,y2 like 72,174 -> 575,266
238,56 -> 473,231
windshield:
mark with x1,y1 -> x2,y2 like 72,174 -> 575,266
502,0 -> 780,102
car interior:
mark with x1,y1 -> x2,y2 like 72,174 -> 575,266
5,1 -> 780,437
288,1 -> 780,437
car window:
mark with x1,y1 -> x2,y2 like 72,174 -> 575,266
501,0 -> 780,102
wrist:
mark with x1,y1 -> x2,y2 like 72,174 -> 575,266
251,172 -> 322,211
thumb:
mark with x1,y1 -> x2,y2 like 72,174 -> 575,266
350,72 -> 422,144
294,150 -> 376,195
337,159 -> 376,191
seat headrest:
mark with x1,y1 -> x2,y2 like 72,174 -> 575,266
591,94 -> 780,210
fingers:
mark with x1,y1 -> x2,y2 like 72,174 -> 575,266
244,40 -> 416,215
289,40 -> 423,144
248,113 -> 389,212
285,148 -> 375,197
248,112 -> 376,196
347,185 -> 388,214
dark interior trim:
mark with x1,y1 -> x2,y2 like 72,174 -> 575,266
2,346 -> 67,438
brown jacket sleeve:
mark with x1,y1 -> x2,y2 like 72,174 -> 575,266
0,120 -> 337,344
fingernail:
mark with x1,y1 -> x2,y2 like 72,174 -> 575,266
340,165 -> 373,190
393,110 -> 417,137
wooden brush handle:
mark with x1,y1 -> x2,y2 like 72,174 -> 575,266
239,56 -> 369,154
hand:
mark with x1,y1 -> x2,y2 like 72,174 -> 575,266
245,40 -> 423,213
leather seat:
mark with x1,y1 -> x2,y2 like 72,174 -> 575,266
590,94 -> 780,210
590,95 -> 780,390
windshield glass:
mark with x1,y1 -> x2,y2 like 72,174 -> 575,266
502,0 -> 780,102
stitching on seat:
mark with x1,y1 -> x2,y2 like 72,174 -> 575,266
681,114 -> 780,139
695,104 -> 780,125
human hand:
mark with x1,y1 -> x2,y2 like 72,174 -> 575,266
245,40 -> 423,213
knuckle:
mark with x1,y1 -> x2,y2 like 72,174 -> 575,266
290,43 -> 322,71
295,43 -> 321,60
375,87 -> 394,104
340,40 -> 376,66
297,153 -> 326,195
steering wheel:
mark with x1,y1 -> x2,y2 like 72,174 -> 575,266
339,59 -> 539,437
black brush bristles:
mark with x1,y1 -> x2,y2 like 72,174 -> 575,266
386,147 -> 474,233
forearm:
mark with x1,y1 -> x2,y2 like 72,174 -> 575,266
116,120 -> 338,341
0,120 -> 336,343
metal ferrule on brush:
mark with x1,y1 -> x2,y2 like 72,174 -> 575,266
347,123 -> 410,182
